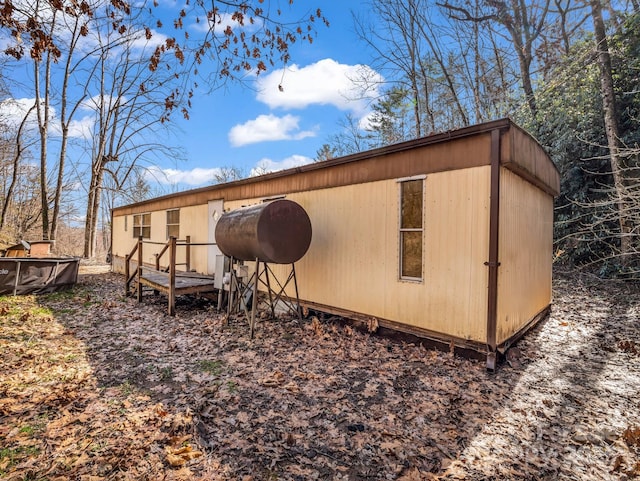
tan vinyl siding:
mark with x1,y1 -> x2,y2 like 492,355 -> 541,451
231,166 -> 491,343
496,167 -> 554,344
178,204 -> 209,273
112,205 -> 210,273
416,166 -> 490,341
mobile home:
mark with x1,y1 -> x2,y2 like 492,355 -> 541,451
111,119 -> 560,367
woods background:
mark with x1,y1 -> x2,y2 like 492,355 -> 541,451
0,0 -> 638,277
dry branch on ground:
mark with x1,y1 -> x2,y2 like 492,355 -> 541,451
0,270 -> 639,480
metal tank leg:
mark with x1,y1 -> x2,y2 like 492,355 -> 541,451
249,258 -> 259,338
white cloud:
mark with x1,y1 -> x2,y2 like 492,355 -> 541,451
128,28 -> 169,50
144,165 -> 222,186
228,114 -> 317,147
0,98 -> 96,139
65,116 -> 95,139
256,58 -> 383,115
0,98 -> 38,128
249,154 -> 313,177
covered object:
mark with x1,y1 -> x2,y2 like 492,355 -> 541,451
110,119 -> 560,367
0,258 -> 80,295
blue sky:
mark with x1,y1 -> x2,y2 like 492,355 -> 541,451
0,1 -> 384,196
147,0 -> 382,190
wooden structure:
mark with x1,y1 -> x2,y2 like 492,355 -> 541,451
111,119 -> 560,367
124,236 -> 217,315
2,240 -> 54,258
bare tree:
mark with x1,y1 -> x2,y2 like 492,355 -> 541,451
31,0 -> 57,241
439,0 -> 552,122
212,166 -> 246,184
329,114 -> 371,156
561,144 -> 640,276
2,0 -> 330,254
315,144 -> 337,162
50,5 -> 91,242
355,0 -> 456,137
0,102 -> 36,232
81,15 -> 184,258
589,0 -> 632,262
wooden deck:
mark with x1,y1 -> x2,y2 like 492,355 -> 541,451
125,236 -> 219,316
136,268 -> 217,316
139,268 -> 216,296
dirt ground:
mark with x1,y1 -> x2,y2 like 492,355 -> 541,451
0,269 -> 639,480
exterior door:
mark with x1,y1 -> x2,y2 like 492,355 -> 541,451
207,199 -> 224,274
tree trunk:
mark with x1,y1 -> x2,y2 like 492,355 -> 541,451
34,57 -> 50,241
0,104 -> 35,232
51,17 -> 83,242
83,167 -> 103,258
590,0 -> 630,262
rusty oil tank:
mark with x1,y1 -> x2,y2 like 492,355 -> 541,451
215,199 -> 312,264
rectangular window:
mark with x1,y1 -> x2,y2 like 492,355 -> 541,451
124,216 -> 128,232
399,178 -> 424,280
166,209 -> 180,239
133,213 -> 151,239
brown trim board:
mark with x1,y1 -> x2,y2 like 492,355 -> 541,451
485,128 -> 501,371
113,119 -> 539,216
300,299 -> 489,358
497,305 -> 551,354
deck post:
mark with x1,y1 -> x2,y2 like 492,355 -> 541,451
185,236 -> 191,272
168,236 -> 176,316
125,253 -> 130,296
136,236 -> 143,302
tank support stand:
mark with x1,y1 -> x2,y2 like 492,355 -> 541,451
226,257 -> 302,338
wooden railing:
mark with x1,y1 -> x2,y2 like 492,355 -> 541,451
124,237 -> 141,297
155,236 -> 190,272
125,236 -> 188,298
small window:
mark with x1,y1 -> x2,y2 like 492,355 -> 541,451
399,179 -> 424,280
133,213 -> 151,239
124,216 -> 128,232
166,209 -> 180,239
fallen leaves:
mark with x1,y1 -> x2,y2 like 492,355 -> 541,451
165,444 -> 203,467
623,426 -> 640,447
619,339 -> 640,356
0,269 -> 639,480
258,370 -> 285,387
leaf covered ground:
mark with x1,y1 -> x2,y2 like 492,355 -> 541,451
1,269 -> 639,480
